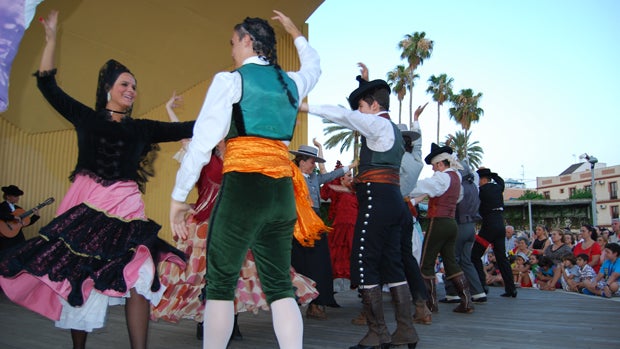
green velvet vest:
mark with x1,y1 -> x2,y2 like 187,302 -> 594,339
358,121 -> 405,174
228,64 -> 299,140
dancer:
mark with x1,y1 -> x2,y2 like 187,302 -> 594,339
0,10 -> 194,349
153,95 -> 318,341
301,73 -> 419,349
291,143 -> 355,319
170,11 -> 321,349
321,161 -> 358,291
409,143 -> 475,314
471,168 -> 517,298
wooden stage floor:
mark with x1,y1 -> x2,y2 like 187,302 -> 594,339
0,285 -> 618,348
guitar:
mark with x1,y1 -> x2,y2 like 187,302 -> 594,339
0,197 -> 55,238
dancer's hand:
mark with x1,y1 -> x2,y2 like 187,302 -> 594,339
170,199 -> 194,240
39,10 -> 59,43
272,10 -> 301,39
357,62 -> 369,81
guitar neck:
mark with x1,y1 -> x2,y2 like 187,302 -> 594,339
18,202 -> 47,219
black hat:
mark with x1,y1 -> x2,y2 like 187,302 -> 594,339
347,76 -> 390,110
289,145 -> 326,163
2,185 -> 24,196
396,124 -> 421,141
477,168 -> 496,178
424,143 -> 453,165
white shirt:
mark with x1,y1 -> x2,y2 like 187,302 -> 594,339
307,106 -> 396,152
410,168 -> 463,201
172,37 -> 321,202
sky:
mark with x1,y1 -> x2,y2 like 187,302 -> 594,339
304,0 -> 619,188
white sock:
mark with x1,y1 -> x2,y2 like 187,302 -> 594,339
271,297 -> 303,349
203,300 -> 234,349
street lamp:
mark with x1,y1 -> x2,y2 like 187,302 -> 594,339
580,153 -> 599,225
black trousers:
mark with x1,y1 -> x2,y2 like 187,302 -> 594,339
471,212 -> 516,294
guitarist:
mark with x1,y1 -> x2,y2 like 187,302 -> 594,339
0,185 -> 39,250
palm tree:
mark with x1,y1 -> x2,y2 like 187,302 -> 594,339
448,88 -> 484,140
321,118 -> 360,160
386,65 -> 408,124
442,131 -> 484,169
398,32 -> 433,124
426,74 -> 454,144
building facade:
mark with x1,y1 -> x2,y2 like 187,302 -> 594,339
536,163 -> 620,228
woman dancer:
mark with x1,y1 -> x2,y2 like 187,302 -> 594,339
0,11 -> 194,349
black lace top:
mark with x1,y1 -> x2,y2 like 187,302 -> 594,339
36,70 -> 194,192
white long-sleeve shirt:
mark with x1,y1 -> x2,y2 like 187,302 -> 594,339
307,106 -> 396,152
172,36 -> 321,202
410,168 -> 463,202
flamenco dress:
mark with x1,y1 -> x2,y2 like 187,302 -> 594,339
320,180 -> 358,280
0,70 -> 193,332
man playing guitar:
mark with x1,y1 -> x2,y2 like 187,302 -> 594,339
0,185 -> 41,250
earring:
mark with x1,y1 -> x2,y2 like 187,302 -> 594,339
107,92 -> 111,101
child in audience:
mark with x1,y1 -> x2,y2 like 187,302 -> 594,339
558,254 -> 581,291
574,253 -> 597,292
581,243 -> 620,297
511,252 -> 532,287
535,255 -> 555,290
484,251 -> 503,287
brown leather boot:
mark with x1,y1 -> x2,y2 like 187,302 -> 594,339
452,274 -> 474,314
350,286 -> 391,349
389,284 -> 419,348
423,277 -> 438,313
413,300 -> 432,325
306,303 -> 327,320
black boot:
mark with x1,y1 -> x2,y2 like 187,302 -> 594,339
389,284 -> 419,348
423,278 -> 438,313
349,286 -> 391,349
452,274 -> 474,314
230,314 -> 243,341
196,322 -> 203,340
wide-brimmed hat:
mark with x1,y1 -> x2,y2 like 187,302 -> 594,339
289,145 -> 325,163
347,76 -> 390,110
515,252 -> 529,262
396,124 -> 421,141
1,185 -> 24,196
477,168 -> 497,178
424,143 -> 453,165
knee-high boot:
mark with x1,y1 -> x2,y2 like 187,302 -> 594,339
452,274 -> 475,314
349,287 -> 391,349
413,300 -> 432,325
423,278 -> 438,313
389,284 -> 419,349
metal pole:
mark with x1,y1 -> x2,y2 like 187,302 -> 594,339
591,163 -> 597,226
528,200 -> 533,240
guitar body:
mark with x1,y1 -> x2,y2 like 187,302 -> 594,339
0,208 -> 30,238
0,197 -> 54,238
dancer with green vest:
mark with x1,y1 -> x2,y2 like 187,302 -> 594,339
170,11 -> 322,349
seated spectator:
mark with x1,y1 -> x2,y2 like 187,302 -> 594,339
535,255 -> 555,290
543,228 -> 574,289
574,224 -> 602,273
511,236 -> 530,258
511,252 -> 532,288
529,224 -> 551,255
562,231 -> 575,249
558,254 -> 581,292
484,250 -> 503,287
574,253 -> 597,292
597,235 -> 608,265
529,254 -> 540,280
581,243 -> 620,297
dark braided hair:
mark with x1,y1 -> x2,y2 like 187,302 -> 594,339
234,17 -> 298,108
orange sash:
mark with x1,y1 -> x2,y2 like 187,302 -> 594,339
223,137 -> 330,247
